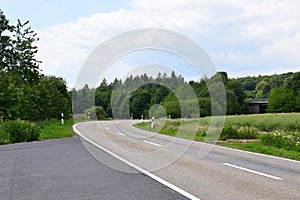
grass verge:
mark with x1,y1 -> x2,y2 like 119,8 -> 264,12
38,119 -> 74,140
135,114 -> 300,161
219,140 -> 300,161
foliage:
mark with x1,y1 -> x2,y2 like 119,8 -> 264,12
255,80 -> 270,98
224,113 -> 300,132
135,113 -> 300,160
73,71 -> 252,119
220,125 -> 259,141
84,106 -> 107,120
267,86 -> 295,113
0,11 -> 40,83
267,72 -> 300,113
38,119 -> 74,140
0,10 -> 71,122
73,63 -> 300,119
220,140 -> 300,161
260,132 -> 300,151
0,120 -> 40,143
136,113 -> 300,141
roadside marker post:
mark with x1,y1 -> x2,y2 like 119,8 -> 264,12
61,113 -> 64,125
151,116 -> 155,129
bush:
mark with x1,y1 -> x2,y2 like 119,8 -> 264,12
84,106 -> 107,120
220,126 -> 239,140
260,132 -> 300,151
2,120 -> 40,143
220,125 -> 259,141
0,126 -> 9,144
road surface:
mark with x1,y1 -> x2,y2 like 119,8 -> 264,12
0,137 -> 188,200
74,120 -> 300,200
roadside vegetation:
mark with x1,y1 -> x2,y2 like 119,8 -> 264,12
38,120 -> 74,140
135,113 -> 300,160
0,120 -> 74,145
0,10 -> 73,145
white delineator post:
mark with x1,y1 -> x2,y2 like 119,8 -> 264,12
151,116 -> 155,129
61,113 -> 64,125
87,112 -> 90,120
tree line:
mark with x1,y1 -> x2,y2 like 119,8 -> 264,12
1,8 -> 298,122
73,70 -> 300,119
73,71 -> 244,119
0,10 -> 71,122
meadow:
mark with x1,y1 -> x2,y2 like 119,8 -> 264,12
135,113 -> 300,160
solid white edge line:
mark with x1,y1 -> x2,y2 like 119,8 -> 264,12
144,140 -> 162,147
117,132 -> 126,136
223,162 -> 282,180
73,123 -> 200,200
129,122 -> 300,164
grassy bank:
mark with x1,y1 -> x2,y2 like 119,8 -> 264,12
38,119 -> 74,140
219,141 -> 300,160
0,119 -> 75,145
135,113 -> 300,160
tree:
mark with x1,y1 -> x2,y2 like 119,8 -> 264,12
267,86 -> 295,113
35,76 -> 71,120
84,106 -> 107,120
0,10 -> 72,122
295,92 -> 300,112
11,20 -> 41,83
0,10 -> 13,72
255,80 -> 270,99
1,10 -> 41,83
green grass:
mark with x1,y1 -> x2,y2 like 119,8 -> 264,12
224,113 -> 300,132
135,113 -> 300,161
137,120 -> 206,141
219,141 -> 300,161
38,119 -> 74,140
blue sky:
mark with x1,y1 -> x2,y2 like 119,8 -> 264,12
1,0 -> 300,87
1,0 -> 131,29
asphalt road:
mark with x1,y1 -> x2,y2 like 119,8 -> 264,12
74,120 -> 300,200
0,137 -> 188,200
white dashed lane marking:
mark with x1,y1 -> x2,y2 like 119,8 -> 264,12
143,140 -> 162,147
223,163 -> 282,180
117,132 -> 126,136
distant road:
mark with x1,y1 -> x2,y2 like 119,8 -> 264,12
0,137 -> 188,200
74,120 -> 300,200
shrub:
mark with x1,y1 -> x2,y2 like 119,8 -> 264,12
260,132 -> 300,151
220,125 -> 259,141
3,120 -> 40,143
238,126 -> 259,139
220,126 -> 239,140
0,125 -> 10,144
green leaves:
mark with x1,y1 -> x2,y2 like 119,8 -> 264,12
0,10 -> 71,122
268,73 -> 300,113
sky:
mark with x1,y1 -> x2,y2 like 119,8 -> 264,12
1,0 -> 300,88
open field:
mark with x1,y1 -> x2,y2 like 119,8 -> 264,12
135,113 -> 300,160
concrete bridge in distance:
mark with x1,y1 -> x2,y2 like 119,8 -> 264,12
246,99 -> 268,114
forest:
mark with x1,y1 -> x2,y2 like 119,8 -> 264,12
1,8 -> 300,123
72,70 -> 300,120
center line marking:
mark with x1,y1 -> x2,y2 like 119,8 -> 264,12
144,140 -> 162,147
223,162 -> 282,180
117,132 -> 126,136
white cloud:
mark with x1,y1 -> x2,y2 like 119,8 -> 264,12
36,0 -> 300,87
